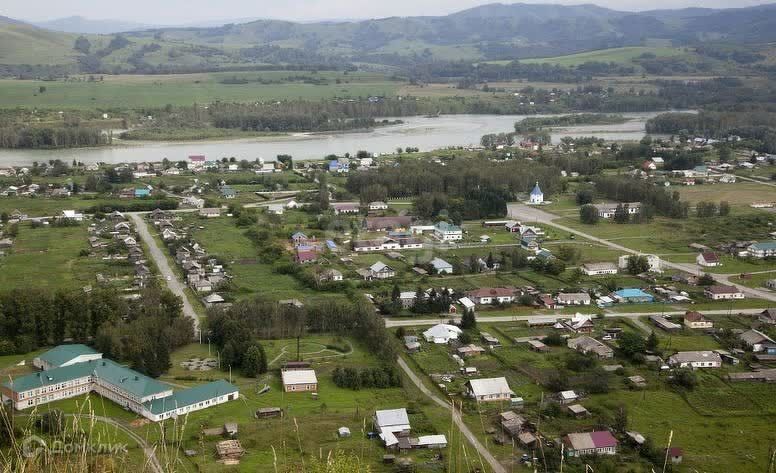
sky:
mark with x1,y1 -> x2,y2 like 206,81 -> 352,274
5,0 -> 776,25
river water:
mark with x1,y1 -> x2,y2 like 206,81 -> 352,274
0,112 -> 666,166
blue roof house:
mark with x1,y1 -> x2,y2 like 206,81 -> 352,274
612,288 -> 654,304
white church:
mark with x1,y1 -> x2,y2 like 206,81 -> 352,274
529,182 -> 544,205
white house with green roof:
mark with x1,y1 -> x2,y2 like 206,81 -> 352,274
747,242 -> 776,259
33,344 -> 102,370
2,345 -> 239,422
434,221 -> 463,241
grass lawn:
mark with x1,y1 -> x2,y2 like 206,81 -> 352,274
515,47 -> 687,67
0,223 -> 134,291
677,182 -> 776,208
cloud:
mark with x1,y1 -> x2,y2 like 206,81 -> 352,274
9,0 -> 776,25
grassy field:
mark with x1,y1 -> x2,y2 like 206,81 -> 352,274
489,46 -> 688,67
0,223 -> 134,291
0,71 -> 402,109
677,182 -> 776,208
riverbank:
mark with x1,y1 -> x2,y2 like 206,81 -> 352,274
0,112 -> 666,166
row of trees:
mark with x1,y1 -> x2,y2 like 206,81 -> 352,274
207,297 -> 397,371
594,177 -> 689,219
696,201 -> 731,218
0,126 -> 109,149
332,366 -> 402,390
0,286 -> 193,378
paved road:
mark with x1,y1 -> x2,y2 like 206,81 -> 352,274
507,203 -> 776,303
396,357 -> 507,473
129,213 -> 200,333
384,308 -> 769,327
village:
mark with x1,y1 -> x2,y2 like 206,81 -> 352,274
0,132 -> 774,473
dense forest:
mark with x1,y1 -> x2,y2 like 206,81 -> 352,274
646,111 -> 776,153
514,114 -> 626,133
0,126 -> 109,149
207,296 -> 396,374
0,286 -> 193,378
346,157 -> 565,222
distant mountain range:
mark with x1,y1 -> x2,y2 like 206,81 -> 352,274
31,16 -> 154,34
3,2 -> 776,74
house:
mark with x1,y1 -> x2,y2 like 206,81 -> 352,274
556,313 -> 595,333
527,339 -> 549,352
4,346 -> 238,422
555,292 -> 591,306
331,202 -> 360,215
220,186 -> 237,199
728,369 -> 776,383
562,431 -> 618,457
199,208 -> 221,218
359,262 -> 395,280
567,336 -> 614,359
594,202 -> 641,219
281,369 -> 318,392
422,324 -> 462,344
466,288 -> 516,305
719,174 -> 736,183
667,351 -> 722,369
612,288 -> 654,304
295,250 -> 318,264
374,408 -> 411,437
399,291 -> 421,309
684,311 -> 713,329
368,201 -> 389,211
747,242 -> 776,259
696,251 -> 721,267
581,262 -> 618,276
528,182 -> 543,204
318,269 -> 343,282
739,329 -> 776,354
458,297 -> 476,313
704,285 -> 745,300
457,344 -> 486,358
32,344 -> 102,371
189,155 -> 206,167
61,210 -> 84,222
759,309 -> 776,325
558,390 -> 578,404
765,279 -> 776,290
429,257 -> 453,275
434,221 -> 463,241
465,377 -> 514,402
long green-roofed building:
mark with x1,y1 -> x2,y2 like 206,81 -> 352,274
1,345 -> 239,422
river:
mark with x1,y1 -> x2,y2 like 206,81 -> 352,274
0,111 -> 666,166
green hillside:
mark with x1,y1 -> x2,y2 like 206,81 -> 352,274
0,17 -> 78,65
519,46 -> 688,67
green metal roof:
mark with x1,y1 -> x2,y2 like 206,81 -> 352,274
434,221 -> 461,232
4,358 -> 171,398
751,242 -> 776,251
143,380 -> 238,415
37,344 -> 99,368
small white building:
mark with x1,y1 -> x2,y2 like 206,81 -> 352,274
529,182 -> 544,205
281,369 -> 318,392
581,262 -> 618,276
422,324 -> 462,344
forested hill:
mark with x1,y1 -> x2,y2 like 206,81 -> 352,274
4,3 -> 776,75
